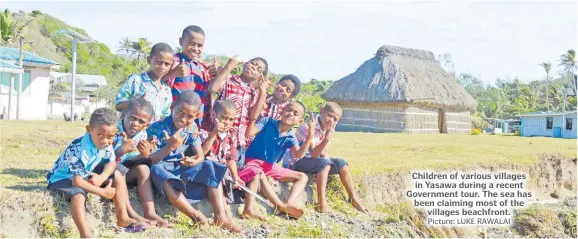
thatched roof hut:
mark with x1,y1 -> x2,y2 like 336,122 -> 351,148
321,45 -> 476,133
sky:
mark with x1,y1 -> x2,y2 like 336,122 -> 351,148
3,0 -> 577,84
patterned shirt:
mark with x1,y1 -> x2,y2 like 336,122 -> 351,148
116,72 -> 172,122
199,129 -> 236,164
166,53 -> 212,126
215,75 -> 259,148
260,99 -> 289,120
47,133 -> 115,185
281,116 -> 327,168
146,115 -> 201,162
112,119 -> 148,164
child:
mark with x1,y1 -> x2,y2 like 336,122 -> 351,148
146,90 -> 241,233
113,98 -> 170,227
116,43 -> 174,123
237,101 -> 314,220
46,108 -> 148,238
283,102 -> 368,213
162,25 -> 218,126
198,99 -> 245,204
260,74 -> 302,120
207,56 -> 270,167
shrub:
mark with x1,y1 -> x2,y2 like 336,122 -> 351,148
471,128 -> 482,135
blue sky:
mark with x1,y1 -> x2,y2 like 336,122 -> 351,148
4,1 -> 576,84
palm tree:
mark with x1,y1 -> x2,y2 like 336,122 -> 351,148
117,37 -> 132,56
130,37 -> 151,72
0,9 -> 13,45
539,61 -> 552,111
558,49 -> 576,94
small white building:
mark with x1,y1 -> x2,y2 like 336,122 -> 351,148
517,111 -> 577,139
0,47 -> 59,120
47,72 -> 109,119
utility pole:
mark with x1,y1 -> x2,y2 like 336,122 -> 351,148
16,36 -> 23,120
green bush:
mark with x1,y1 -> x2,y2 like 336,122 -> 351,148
471,128 -> 482,135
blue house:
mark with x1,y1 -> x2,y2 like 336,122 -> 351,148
517,111 -> 577,139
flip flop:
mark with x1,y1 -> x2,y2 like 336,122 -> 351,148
120,222 -> 148,233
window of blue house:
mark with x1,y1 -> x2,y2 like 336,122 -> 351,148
0,71 -> 31,96
546,117 -> 553,129
567,118 -> 573,130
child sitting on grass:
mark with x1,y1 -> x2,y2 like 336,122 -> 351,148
113,98 -> 170,227
146,90 -> 241,233
237,101 -> 315,220
282,102 -> 368,213
116,43 -> 174,123
46,108 -> 149,238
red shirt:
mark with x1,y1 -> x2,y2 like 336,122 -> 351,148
214,75 -> 259,148
199,129 -> 236,163
260,99 -> 289,120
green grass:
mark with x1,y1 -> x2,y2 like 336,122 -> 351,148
0,120 -> 575,191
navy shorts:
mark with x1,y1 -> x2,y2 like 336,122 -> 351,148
290,157 -> 348,175
121,158 -> 152,186
47,161 -> 114,201
150,160 -> 227,203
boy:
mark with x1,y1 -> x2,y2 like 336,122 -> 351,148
46,108 -> 148,238
283,102 -> 368,213
198,99 -> 244,203
113,98 -> 170,227
146,90 -> 241,233
237,101 -> 315,220
162,25 -> 218,126
208,56 -> 270,167
260,74 -> 301,120
116,43 -> 174,123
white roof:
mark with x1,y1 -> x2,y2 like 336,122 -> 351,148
516,111 -> 577,117
50,72 -> 107,87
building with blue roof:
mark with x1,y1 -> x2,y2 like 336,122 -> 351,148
0,47 -> 59,120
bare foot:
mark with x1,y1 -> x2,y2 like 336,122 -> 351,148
214,218 -> 243,233
117,217 -> 149,229
145,213 -> 171,228
133,215 -> 157,226
351,198 -> 368,213
278,204 -> 304,219
315,203 -> 331,213
240,210 -> 268,221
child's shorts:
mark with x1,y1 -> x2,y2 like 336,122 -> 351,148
150,160 -> 227,203
120,158 -> 152,186
238,158 -> 293,183
47,161 -> 115,201
290,157 -> 348,175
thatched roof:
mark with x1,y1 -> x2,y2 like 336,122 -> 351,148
321,45 -> 477,110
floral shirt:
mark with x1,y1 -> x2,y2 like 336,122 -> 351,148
146,115 -> 201,162
116,72 -> 172,122
112,119 -> 147,164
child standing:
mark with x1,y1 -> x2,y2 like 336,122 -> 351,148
146,90 -> 241,233
162,25 -> 218,126
46,108 -> 148,238
116,43 -> 174,123
208,56 -> 270,167
283,102 -> 368,213
113,98 -> 170,227
237,101 -> 314,220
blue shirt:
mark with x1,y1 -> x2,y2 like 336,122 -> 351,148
46,133 -> 115,185
112,120 -> 148,164
245,117 -> 299,164
116,72 -> 173,123
146,115 -> 202,162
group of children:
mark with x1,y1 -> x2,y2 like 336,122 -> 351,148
46,25 -> 367,237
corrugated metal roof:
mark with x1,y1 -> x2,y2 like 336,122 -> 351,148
516,111 -> 577,117
0,47 -> 58,65
0,60 -> 22,69
50,72 -> 107,86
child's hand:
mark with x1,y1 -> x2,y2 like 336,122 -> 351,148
257,74 -> 275,92
137,139 -> 153,158
180,152 -> 199,167
208,56 -> 220,76
224,55 -> 243,71
173,59 -> 190,77
164,129 -> 184,152
234,176 -> 245,188
119,132 -> 137,154
324,121 -> 336,141
101,180 -> 116,199
211,118 -> 223,134
88,172 -> 106,187
307,113 -> 317,136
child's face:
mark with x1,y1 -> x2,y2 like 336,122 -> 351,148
320,108 -> 342,130
241,59 -> 266,81
148,51 -> 174,78
215,108 -> 236,132
171,103 -> 200,129
123,108 -> 152,137
85,124 -> 117,150
273,79 -> 295,101
279,102 -> 304,126
179,32 -> 205,60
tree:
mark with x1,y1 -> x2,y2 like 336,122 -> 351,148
456,73 -> 484,99
0,9 -> 37,46
558,49 -> 576,94
436,52 -> 455,76
539,61 -> 552,111
117,37 -> 132,56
